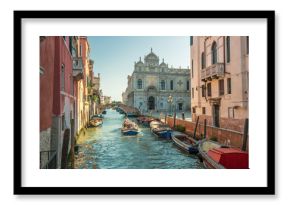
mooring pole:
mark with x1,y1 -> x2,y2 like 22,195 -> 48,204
173,112 -> 176,128
193,116 -> 199,139
242,118 -> 249,151
204,119 -> 207,139
165,114 -> 167,124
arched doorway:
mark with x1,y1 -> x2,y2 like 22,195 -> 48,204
148,96 -> 155,110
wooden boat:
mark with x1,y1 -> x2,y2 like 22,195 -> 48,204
151,127 -> 173,139
89,118 -> 103,127
150,120 -> 173,139
172,132 -> 198,154
137,116 -> 157,127
121,118 -> 140,136
198,140 -> 249,169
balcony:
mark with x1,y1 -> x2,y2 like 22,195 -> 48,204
201,63 -> 224,81
73,57 -> 84,80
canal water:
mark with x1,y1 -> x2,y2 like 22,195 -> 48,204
75,109 -> 205,169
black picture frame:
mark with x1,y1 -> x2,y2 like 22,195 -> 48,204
14,10 -> 275,195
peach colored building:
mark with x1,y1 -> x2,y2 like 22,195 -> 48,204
190,36 -> 249,132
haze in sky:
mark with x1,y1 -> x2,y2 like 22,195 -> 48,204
88,36 -> 190,101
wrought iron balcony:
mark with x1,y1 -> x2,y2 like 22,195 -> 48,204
201,63 -> 224,81
73,57 -> 84,80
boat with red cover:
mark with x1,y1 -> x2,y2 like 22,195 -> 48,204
198,140 -> 249,169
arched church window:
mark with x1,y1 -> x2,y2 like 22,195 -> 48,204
170,80 -> 174,90
137,79 -> 142,89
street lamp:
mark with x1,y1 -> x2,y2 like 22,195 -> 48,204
167,95 -> 173,116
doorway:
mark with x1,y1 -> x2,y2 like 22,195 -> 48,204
178,103 -> 183,111
148,96 -> 155,110
213,104 -> 220,127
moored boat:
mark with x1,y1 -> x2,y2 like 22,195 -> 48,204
198,140 -> 249,169
172,132 -> 198,154
102,110 -> 107,114
150,120 -> 173,139
137,116 -> 157,127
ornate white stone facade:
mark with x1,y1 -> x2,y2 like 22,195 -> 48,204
122,49 -> 191,113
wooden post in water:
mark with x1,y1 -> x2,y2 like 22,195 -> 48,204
193,116 -> 199,139
204,119 -> 207,139
242,118 -> 249,151
165,114 -> 167,124
173,112 -> 176,128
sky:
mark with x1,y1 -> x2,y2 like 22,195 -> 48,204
88,36 -> 190,101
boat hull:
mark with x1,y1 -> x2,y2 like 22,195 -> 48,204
172,134 -> 198,154
152,130 -> 172,139
122,130 -> 139,136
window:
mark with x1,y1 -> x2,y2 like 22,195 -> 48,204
137,79 -> 142,89
69,36 -> 73,55
202,85 -> 205,97
228,107 -> 234,118
246,36 -> 249,54
219,79 -> 224,96
192,107 -> 196,113
190,36 -> 193,46
227,78 -> 232,94
207,83 -> 212,97
170,80 -> 174,90
192,87 -> 194,98
191,59 -> 194,78
61,64 -> 65,91
160,80 -> 165,90
226,36 -> 230,63
202,107 -> 206,114
187,80 -> 190,91
201,52 -> 205,69
80,45 -> 82,57
160,102 -> 163,108
211,41 -> 217,65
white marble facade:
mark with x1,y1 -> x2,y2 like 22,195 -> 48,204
123,49 -> 191,113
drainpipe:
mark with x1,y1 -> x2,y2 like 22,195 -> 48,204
223,36 -> 226,74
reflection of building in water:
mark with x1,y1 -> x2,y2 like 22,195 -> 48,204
122,49 -> 190,113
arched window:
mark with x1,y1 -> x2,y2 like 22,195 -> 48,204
201,52 -> 205,69
160,80 -> 165,90
170,80 -> 174,90
137,79 -> 142,89
226,36 -> 230,63
211,41 -> 217,65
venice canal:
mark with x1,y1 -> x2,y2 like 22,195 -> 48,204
74,109 -> 205,169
